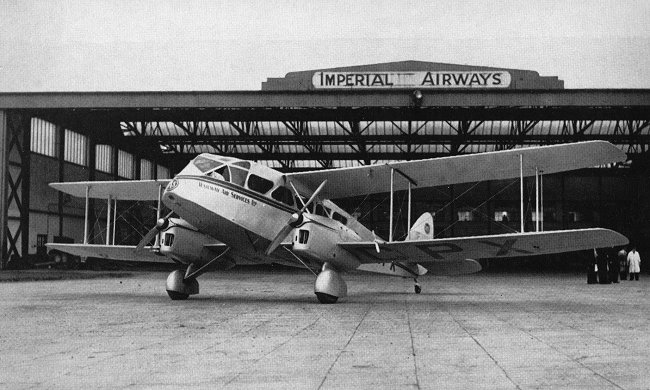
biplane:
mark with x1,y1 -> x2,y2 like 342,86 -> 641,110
48,141 -> 629,303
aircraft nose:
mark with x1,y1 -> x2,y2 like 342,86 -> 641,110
162,179 -> 183,207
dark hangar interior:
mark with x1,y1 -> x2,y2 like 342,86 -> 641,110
1,60 -> 650,270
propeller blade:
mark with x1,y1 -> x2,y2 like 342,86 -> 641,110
265,180 -> 327,256
264,223 -> 295,256
300,180 -> 327,213
289,182 -> 306,209
136,211 -> 173,252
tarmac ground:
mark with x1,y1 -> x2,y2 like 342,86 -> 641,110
1,267 -> 649,389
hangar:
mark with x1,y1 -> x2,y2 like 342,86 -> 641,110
1,60 -> 650,269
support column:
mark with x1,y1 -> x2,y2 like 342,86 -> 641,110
1,111 -> 31,268
0,111 -> 7,267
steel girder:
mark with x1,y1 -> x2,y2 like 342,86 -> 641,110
1,111 -> 31,267
121,119 -> 650,170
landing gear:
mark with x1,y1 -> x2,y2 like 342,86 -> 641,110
414,278 -> 421,294
165,269 -> 199,300
314,262 -> 347,304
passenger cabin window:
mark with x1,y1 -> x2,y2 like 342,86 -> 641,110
332,212 -> 348,225
230,166 -> 248,186
193,156 -> 222,172
247,174 -> 274,194
271,186 -> 294,207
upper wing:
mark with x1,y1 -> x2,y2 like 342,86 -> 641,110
339,228 -> 628,265
50,179 -> 171,201
287,141 -> 626,199
46,244 -> 171,263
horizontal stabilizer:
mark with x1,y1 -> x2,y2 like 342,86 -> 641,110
340,228 -> 628,265
50,179 -> 171,201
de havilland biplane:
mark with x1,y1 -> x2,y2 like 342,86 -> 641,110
48,141 -> 629,303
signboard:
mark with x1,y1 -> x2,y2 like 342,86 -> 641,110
312,71 -> 512,89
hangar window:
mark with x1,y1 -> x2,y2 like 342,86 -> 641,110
247,174 -> 274,194
230,166 -> 248,186
494,211 -> 511,222
271,186 -> 294,207
30,118 -> 57,157
140,159 -> 153,180
157,165 -> 170,179
118,150 -> 134,179
96,145 -> 113,173
457,211 -> 474,222
64,130 -> 88,166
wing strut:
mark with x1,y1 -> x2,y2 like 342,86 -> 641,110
83,185 -> 90,244
388,166 -> 418,243
106,195 -> 112,245
519,154 -> 524,233
155,183 -> 164,249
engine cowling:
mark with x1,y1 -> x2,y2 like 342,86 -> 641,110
291,216 -> 361,271
159,223 -> 224,266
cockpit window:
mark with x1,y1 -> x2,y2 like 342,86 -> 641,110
247,174 -> 274,194
193,156 -> 222,173
271,186 -> 294,207
213,165 -> 229,181
232,161 -> 251,169
230,166 -> 247,186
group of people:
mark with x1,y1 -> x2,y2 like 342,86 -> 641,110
588,246 -> 642,284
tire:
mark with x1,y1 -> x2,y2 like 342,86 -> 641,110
315,292 -> 338,304
167,290 -> 190,300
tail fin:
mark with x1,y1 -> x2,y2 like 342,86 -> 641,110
408,212 -> 434,241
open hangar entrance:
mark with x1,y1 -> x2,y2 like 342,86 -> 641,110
1,61 -> 650,270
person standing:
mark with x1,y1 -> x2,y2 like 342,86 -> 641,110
597,248 -> 610,284
618,247 -> 628,280
608,248 -> 619,283
587,248 -> 598,284
627,247 -> 641,281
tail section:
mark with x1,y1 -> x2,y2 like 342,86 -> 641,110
408,212 -> 434,241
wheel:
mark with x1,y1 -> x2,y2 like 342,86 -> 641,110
315,292 -> 339,304
414,285 -> 422,294
167,290 -> 190,300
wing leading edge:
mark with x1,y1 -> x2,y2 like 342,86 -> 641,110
49,179 -> 171,201
340,228 -> 628,268
287,141 -> 626,199
46,244 -> 170,263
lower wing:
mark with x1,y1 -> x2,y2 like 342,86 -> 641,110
46,244 -> 170,263
339,228 -> 628,270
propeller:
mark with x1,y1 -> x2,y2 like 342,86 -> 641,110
264,180 -> 327,256
136,211 -> 173,252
